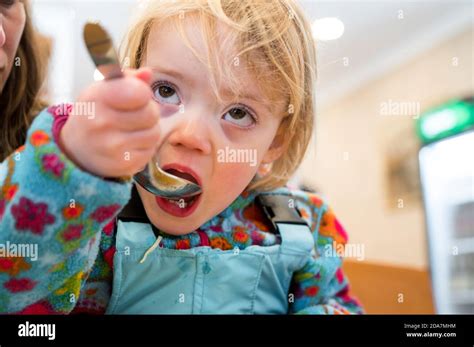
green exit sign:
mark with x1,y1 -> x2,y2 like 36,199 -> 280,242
416,98 -> 474,144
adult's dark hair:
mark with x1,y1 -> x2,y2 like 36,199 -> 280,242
0,0 -> 47,161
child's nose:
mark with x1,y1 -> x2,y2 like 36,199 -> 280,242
167,115 -> 212,155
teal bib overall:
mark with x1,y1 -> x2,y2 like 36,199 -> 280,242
106,193 -> 314,314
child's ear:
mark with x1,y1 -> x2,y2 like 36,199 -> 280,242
261,129 -> 287,165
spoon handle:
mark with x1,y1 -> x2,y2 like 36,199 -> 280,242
83,22 -> 123,80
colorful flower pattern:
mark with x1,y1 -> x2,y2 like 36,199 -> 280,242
62,203 -> 84,220
209,236 -> 233,250
0,199 -> 5,221
35,147 -> 72,182
90,205 -> 121,223
4,278 -> 37,293
30,130 -> 50,147
11,197 -> 55,235
0,257 -> 31,277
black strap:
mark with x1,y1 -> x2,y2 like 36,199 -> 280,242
117,185 -> 149,223
115,185 -> 163,237
256,194 -> 309,240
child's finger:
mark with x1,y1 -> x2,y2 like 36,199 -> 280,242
124,147 -> 158,174
96,76 -> 153,111
125,123 -> 161,151
126,67 -> 153,85
135,67 -> 153,85
114,101 -> 160,132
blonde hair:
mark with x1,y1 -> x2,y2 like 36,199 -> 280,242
122,0 -> 317,192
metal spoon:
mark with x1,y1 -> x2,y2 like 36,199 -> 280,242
83,22 -> 202,198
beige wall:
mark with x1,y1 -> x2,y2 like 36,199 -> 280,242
300,28 -> 473,269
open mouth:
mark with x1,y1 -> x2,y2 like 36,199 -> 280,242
164,168 -> 200,203
165,168 -> 199,185
155,165 -> 203,217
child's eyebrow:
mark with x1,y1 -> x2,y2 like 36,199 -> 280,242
222,89 -> 271,113
150,67 -> 191,85
149,66 -> 272,113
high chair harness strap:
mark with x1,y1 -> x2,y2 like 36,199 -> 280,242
116,185 -> 148,224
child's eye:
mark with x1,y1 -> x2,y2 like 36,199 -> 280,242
222,105 -> 257,128
151,81 -> 181,105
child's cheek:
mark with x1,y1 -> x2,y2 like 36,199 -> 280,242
214,161 -> 258,192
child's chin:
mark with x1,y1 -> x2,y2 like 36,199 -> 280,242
151,221 -> 200,236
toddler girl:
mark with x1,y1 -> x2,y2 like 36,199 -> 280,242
0,0 -> 363,314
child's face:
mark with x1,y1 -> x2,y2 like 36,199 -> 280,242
137,19 -> 286,235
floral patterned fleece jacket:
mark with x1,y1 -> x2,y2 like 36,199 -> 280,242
0,106 -> 363,315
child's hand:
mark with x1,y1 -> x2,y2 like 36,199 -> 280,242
59,68 -> 161,178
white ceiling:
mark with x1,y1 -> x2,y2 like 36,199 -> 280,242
32,0 -> 473,106
298,0 -> 473,109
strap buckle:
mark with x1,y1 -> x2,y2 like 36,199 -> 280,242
256,194 -> 308,238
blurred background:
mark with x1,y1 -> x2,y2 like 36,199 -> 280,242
31,0 -> 473,314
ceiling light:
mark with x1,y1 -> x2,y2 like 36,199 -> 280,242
312,17 -> 345,41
